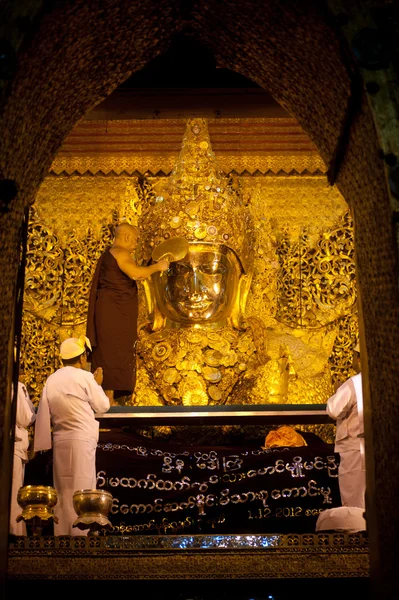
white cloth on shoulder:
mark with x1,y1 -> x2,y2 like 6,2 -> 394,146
316,506 -> 366,533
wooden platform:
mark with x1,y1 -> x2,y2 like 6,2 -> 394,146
8,533 -> 369,581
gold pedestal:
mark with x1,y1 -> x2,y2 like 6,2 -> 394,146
72,489 -> 113,536
16,485 -> 58,536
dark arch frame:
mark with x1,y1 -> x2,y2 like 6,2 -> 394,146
1,1 -> 398,594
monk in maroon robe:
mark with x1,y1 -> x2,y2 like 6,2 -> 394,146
86,223 -> 169,403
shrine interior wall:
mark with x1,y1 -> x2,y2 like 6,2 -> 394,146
22,169 -> 357,418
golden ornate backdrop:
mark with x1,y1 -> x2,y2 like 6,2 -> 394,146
20,119 -> 358,408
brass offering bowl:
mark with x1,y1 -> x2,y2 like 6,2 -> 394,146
72,489 -> 113,535
16,485 -> 58,535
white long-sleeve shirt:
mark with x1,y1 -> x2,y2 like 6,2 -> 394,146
34,367 -> 110,451
326,372 -> 363,453
14,382 -> 36,461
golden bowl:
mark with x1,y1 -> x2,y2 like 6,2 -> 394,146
16,485 -> 58,522
72,489 -> 113,533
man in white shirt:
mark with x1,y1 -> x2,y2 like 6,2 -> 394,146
10,380 -> 36,536
34,335 -> 110,535
326,341 -> 365,508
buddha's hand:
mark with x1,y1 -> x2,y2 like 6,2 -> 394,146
94,367 -> 103,385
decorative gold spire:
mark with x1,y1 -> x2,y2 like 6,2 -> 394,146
138,118 -> 255,273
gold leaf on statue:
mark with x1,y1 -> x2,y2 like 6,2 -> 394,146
203,349 -> 223,367
208,385 -> 222,401
182,389 -> 208,406
194,224 -> 207,239
186,331 -> 203,344
203,366 -> 222,382
163,368 -> 179,384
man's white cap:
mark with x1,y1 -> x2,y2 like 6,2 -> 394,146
354,341 -> 360,352
60,334 -> 92,360
316,507 -> 366,534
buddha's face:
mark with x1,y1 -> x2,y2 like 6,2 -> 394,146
152,243 -> 242,326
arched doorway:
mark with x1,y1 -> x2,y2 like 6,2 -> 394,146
1,1 -> 398,595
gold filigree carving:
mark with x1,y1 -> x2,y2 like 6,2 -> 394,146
274,211 -> 356,329
22,178 -> 139,402
33,176 -> 140,244
50,154 -> 327,176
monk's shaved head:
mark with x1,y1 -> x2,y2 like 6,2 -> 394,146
114,222 -> 138,239
112,222 -> 139,252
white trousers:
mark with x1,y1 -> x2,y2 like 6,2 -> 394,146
10,455 -> 26,536
53,438 -> 97,536
338,450 -> 366,509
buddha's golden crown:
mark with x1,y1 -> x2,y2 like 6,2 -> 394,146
137,118 -> 255,273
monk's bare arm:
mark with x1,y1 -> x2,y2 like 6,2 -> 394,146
110,248 -> 169,281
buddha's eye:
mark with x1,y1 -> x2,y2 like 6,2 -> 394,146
200,264 -> 227,276
171,263 -> 192,276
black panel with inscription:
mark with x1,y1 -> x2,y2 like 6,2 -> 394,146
95,429 -> 340,535
25,428 -> 341,535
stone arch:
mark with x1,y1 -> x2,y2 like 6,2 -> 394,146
1,0 -> 398,593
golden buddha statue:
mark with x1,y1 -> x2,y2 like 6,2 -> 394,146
135,118 -> 336,407
136,118 -> 269,406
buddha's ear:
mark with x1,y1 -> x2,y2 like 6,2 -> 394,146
230,271 -> 253,330
142,279 -> 166,331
